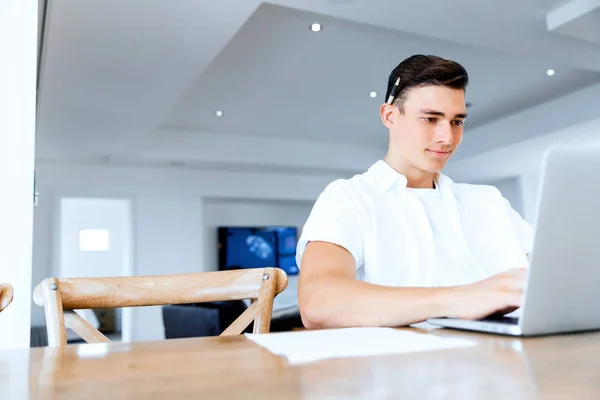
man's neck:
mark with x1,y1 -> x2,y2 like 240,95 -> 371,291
383,155 -> 436,189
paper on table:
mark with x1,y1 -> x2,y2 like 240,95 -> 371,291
246,327 -> 476,364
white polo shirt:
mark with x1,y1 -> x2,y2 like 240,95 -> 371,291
296,160 -> 534,288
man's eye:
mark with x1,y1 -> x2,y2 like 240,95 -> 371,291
452,120 -> 464,126
423,117 -> 437,123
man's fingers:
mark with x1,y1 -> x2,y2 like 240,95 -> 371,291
502,268 -> 527,278
499,269 -> 528,290
508,277 -> 527,290
502,291 -> 523,308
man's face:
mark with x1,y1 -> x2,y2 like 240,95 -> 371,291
381,85 -> 467,173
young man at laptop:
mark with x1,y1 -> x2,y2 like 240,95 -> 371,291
296,54 -> 533,330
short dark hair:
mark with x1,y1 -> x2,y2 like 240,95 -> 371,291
385,54 -> 469,113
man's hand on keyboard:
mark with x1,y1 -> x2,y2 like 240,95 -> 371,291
446,268 -> 527,320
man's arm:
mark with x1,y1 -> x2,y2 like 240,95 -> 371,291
298,241 -> 526,330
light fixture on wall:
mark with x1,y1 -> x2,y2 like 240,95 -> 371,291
79,229 -> 110,252
310,23 -> 322,32
215,110 -> 224,117
369,91 -> 378,98
546,69 -> 556,76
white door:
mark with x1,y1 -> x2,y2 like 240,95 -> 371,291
59,198 -> 133,279
58,197 -> 133,341
0,0 -> 37,350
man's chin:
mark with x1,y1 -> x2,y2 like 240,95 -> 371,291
420,162 -> 446,174
424,154 -> 453,171
420,156 -> 445,168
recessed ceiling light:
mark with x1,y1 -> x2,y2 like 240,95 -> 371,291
310,23 -> 322,32
546,69 -> 556,76
215,110 -> 223,116
369,91 -> 378,98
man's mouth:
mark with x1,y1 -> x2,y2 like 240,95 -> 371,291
427,149 -> 452,157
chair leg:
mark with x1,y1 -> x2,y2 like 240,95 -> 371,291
42,278 -> 67,347
221,301 -> 260,336
64,311 -> 111,344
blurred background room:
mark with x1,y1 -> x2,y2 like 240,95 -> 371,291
23,0 -> 600,346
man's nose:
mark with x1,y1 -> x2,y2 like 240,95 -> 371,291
435,122 -> 453,144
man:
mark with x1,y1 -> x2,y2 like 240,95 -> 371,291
296,54 -> 533,330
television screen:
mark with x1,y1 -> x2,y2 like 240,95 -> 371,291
218,226 -> 299,275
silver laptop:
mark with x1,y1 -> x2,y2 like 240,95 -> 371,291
427,144 -> 600,336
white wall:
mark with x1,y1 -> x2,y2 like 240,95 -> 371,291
0,0 -> 37,351
457,82 -> 600,158
486,177 -> 523,217
447,117 -> 600,183
129,129 -> 384,176
519,172 -> 542,224
32,161 -> 340,341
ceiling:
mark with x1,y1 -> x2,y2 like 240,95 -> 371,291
36,0 -> 600,175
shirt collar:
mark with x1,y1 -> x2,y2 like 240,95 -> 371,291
368,160 -> 454,192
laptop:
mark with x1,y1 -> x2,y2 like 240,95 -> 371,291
427,144 -> 600,336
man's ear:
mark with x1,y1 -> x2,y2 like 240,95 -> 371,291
380,103 -> 396,130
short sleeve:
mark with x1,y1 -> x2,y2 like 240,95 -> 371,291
296,180 -> 364,269
502,196 -> 535,255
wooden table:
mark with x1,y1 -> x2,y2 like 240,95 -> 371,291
1,327 -> 600,399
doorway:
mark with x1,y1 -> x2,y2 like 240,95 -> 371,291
58,197 -> 134,342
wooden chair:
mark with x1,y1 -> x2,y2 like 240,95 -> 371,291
33,268 -> 288,347
0,284 -> 14,312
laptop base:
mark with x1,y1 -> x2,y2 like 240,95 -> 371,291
426,317 -> 523,336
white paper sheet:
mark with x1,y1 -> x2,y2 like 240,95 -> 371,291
246,327 -> 476,364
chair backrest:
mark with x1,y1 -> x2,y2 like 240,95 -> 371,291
0,284 -> 13,312
33,268 -> 288,347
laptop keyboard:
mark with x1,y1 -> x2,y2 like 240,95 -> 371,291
478,315 -> 520,325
